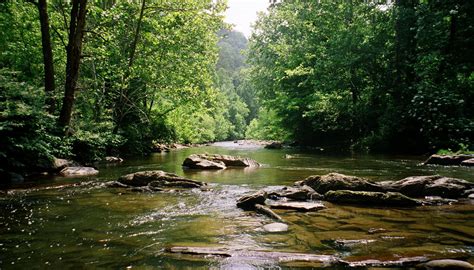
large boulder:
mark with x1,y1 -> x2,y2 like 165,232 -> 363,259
237,190 -> 267,210
324,190 -> 421,207
118,170 -> 205,188
423,154 -> 473,166
60,167 -> 99,177
297,173 -> 384,194
268,186 -> 323,201
382,175 -> 473,199
182,155 -> 226,170
183,154 -> 260,170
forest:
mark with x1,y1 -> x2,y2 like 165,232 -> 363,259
1,0 -> 473,178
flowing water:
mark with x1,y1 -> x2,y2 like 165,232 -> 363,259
1,142 -> 473,269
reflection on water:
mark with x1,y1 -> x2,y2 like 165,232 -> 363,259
0,142 -> 473,268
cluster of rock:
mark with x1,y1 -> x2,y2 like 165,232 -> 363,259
167,246 -> 474,269
36,157 -> 99,177
423,154 -> 474,167
110,170 -> 206,192
182,154 -> 260,170
236,173 -> 474,219
151,142 -> 199,153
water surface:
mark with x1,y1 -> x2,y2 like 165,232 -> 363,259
1,142 -> 473,269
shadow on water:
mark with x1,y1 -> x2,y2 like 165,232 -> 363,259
1,141 -> 473,268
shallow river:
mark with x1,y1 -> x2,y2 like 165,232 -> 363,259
1,142 -> 473,269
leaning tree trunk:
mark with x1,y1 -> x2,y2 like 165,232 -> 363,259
37,0 -> 56,113
58,0 -> 88,130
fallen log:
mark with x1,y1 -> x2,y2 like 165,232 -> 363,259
255,204 -> 284,222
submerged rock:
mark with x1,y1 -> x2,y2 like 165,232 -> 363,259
59,167 -> 99,177
167,246 -> 342,266
183,154 -> 260,170
263,222 -> 289,232
324,190 -> 421,207
118,170 -> 205,188
297,173 -> 384,194
423,154 -> 473,166
382,175 -> 473,199
417,259 -> 474,270
236,190 -> 267,210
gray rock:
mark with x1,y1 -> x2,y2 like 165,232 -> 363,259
59,167 -> 99,177
265,141 -> 282,149
297,173 -> 384,194
461,158 -> 474,167
53,158 -> 69,170
267,201 -> 326,211
237,190 -> 267,210
95,156 -> 123,165
183,154 -> 260,169
269,185 -> 322,201
469,194 -> 474,199
182,154 -> 226,170
383,175 -> 473,199
263,222 -> 289,232
118,170 -> 205,188
324,190 -> 421,207
423,154 -> 473,166
422,196 -> 457,206
418,259 -> 474,270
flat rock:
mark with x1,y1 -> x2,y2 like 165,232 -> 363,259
297,173 -> 384,194
168,246 -> 341,265
382,175 -> 473,199
418,259 -> 474,269
346,256 -> 429,268
267,201 -> 326,211
237,190 -> 267,210
59,167 -> 99,177
423,154 -> 473,166
118,170 -> 204,188
324,190 -> 421,207
461,158 -> 474,167
263,222 -> 289,232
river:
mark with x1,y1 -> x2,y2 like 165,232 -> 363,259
1,142 -> 473,269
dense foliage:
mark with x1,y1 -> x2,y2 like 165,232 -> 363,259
2,0 -> 473,179
0,0 -> 250,176
247,0 -> 473,153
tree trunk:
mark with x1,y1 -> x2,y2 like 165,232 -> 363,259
36,0 -> 56,114
58,0 -> 88,130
